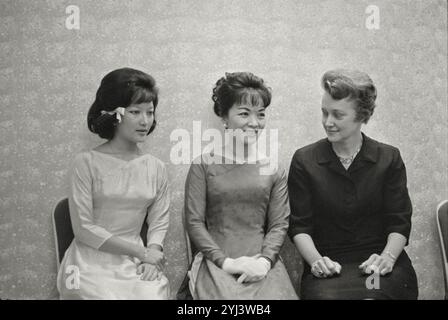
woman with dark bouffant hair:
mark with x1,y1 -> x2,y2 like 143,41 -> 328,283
288,69 -> 418,299
179,72 -> 298,300
57,68 -> 170,299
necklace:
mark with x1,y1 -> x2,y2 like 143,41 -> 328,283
334,138 -> 363,169
337,147 -> 361,169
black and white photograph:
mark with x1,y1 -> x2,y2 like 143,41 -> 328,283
0,0 -> 447,308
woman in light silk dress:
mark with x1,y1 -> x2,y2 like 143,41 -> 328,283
57,68 -> 170,299
182,72 -> 298,300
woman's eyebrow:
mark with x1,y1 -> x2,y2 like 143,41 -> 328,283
323,106 -> 343,113
132,105 -> 154,111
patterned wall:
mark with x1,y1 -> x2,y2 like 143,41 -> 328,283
0,0 -> 446,299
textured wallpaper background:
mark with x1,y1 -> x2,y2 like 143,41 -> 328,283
0,0 -> 446,299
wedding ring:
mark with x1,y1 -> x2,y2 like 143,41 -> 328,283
312,265 -> 324,277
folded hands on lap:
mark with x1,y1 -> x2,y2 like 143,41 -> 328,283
222,255 -> 271,283
310,252 -> 396,279
137,263 -> 165,281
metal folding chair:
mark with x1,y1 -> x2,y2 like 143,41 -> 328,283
51,198 -> 149,269
436,200 -> 448,299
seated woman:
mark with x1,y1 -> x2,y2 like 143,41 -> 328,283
57,68 -> 170,299
287,69 -> 418,300
183,72 -> 298,300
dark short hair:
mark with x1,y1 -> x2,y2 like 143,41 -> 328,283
322,69 -> 377,123
212,72 -> 271,117
87,68 -> 159,140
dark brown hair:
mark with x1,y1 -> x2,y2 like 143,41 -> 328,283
212,72 -> 271,118
87,68 -> 159,140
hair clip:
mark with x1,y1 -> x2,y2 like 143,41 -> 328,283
101,107 -> 125,123
326,80 -> 333,88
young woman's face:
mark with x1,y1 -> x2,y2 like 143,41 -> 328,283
224,101 -> 266,145
115,102 -> 154,143
321,91 -> 362,143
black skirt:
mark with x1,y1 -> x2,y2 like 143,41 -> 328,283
300,249 -> 418,300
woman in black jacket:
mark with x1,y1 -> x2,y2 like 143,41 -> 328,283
288,69 -> 418,300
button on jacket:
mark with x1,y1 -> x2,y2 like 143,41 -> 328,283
287,133 -> 412,257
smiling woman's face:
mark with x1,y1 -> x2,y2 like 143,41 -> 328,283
321,91 -> 362,143
223,101 -> 266,145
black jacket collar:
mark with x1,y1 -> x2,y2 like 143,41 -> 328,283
317,133 -> 378,164
316,133 -> 378,176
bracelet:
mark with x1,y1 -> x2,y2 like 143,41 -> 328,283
141,247 -> 150,261
258,257 -> 272,271
382,251 -> 397,261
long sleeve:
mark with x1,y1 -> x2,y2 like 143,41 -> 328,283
261,168 -> 290,265
185,161 -> 227,267
146,162 -> 170,248
68,153 -> 113,249
287,151 -> 314,239
383,148 -> 412,243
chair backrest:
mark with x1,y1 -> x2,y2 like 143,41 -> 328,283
436,200 -> 448,300
52,198 -> 74,269
52,198 -> 149,269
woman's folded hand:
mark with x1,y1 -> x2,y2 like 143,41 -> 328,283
311,256 -> 341,278
236,256 -> 271,283
222,257 -> 246,274
222,255 -> 271,283
137,263 -> 164,281
359,253 -> 395,276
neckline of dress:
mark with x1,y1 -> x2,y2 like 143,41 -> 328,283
91,149 -> 148,163
212,145 -> 269,165
210,153 -> 270,165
